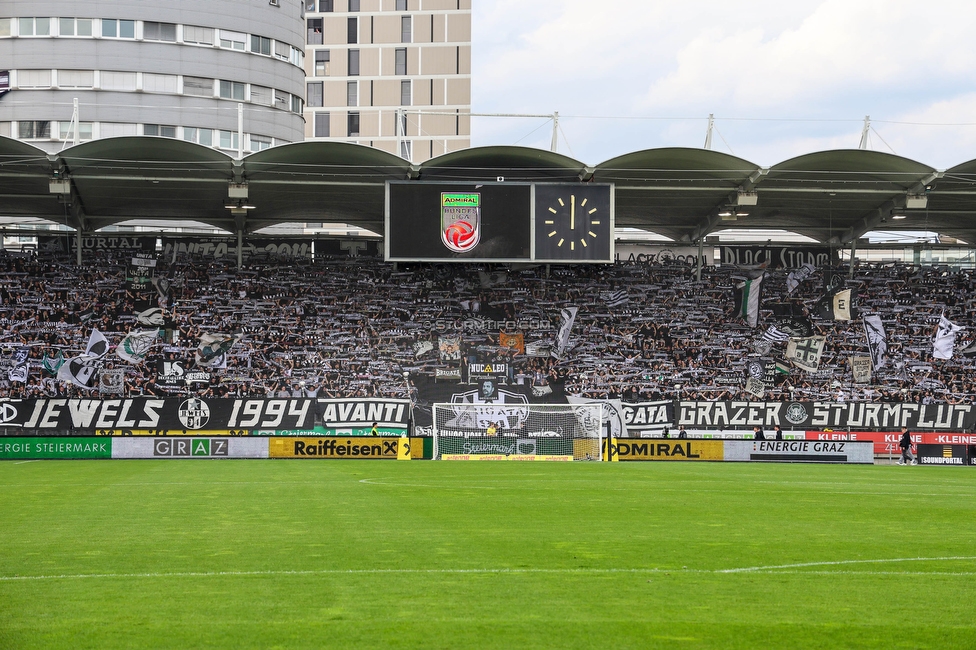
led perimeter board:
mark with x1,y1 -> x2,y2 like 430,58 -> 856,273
385,182 -> 614,263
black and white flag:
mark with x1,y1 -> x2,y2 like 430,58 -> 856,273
601,290 -> 629,308
413,340 -> 434,358
57,354 -> 102,389
862,315 -> 887,370
786,263 -> 816,294
8,346 -> 29,383
136,307 -> 166,327
553,306 -> 579,359
933,314 -> 964,360
117,329 -> 160,364
815,288 -> 853,321
761,325 -> 791,343
786,336 -> 826,372
732,274 -> 763,328
195,333 -> 243,368
85,329 -> 110,358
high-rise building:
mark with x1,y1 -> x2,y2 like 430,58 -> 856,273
302,0 -> 470,162
0,1 -> 307,154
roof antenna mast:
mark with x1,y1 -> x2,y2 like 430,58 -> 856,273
858,115 -> 870,150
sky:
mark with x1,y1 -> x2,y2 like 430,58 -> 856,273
470,0 -> 976,170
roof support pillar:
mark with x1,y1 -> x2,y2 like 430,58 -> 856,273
76,228 -> 83,266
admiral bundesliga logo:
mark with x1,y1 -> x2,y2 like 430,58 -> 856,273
441,192 -> 481,253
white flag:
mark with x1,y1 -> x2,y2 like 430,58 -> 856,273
195,333 -> 243,368
933,314 -> 964,360
786,263 -> 815,294
863,315 -> 887,370
117,329 -> 160,364
57,354 -> 102,389
85,329 -> 109,358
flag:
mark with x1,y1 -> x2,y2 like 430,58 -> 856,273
745,377 -> 766,398
525,341 -> 551,357
850,356 -> 872,383
8,347 -> 29,383
933,314 -> 964,360
775,316 -> 813,338
553,306 -> 579,358
85,329 -> 109,358
745,359 -> 766,381
438,336 -> 461,362
413,340 -> 434,358
99,369 -> 125,394
786,263 -> 816,294
195,333 -> 243,368
786,336 -> 826,372
761,325 -> 791,343
57,354 -> 101,389
815,288 -> 853,320
152,277 -> 172,300
774,359 -> 791,375
117,329 -> 161,364
499,332 -> 525,354
477,270 -> 507,288
136,307 -> 166,327
42,350 -> 65,375
863,315 -> 887,370
601,290 -> 629,308
732,274 -> 763,328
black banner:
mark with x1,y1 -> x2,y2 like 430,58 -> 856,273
0,398 -> 315,433
314,239 -> 381,258
37,235 -> 157,255
676,401 -> 976,432
720,246 -> 835,269
916,444 -> 973,466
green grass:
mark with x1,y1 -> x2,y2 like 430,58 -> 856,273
1,459 -> 975,649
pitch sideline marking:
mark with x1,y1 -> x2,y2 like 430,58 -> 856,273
3,556 -> 976,582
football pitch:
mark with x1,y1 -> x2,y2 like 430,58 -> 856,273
1,459 -> 975,649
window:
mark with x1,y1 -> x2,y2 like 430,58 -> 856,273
291,46 -> 304,67
219,80 -> 246,101
251,35 -> 271,55
183,25 -> 213,45
250,85 -> 272,105
401,16 -> 411,43
183,76 -> 213,97
395,48 -> 407,75
144,124 -> 176,138
18,121 -> 51,139
0,19 -> 10,37
57,70 -> 94,89
100,71 -> 137,91
346,81 -> 357,107
348,112 -> 360,137
274,90 -> 289,110
314,112 -> 330,137
347,17 -> 357,44
274,40 -> 290,61
321,0 -> 334,10
184,127 -> 213,146
218,130 -> 240,150
292,95 -> 303,113
307,82 -> 323,107
143,73 -> 178,93
102,19 -> 135,39
400,80 -> 411,106
348,49 -> 360,76
100,123 -> 137,138
59,18 -> 92,37
17,70 -> 53,88
400,140 -> 411,161
218,30 -> 246,50
144,21 -> 177,42
314,50 -> 330,76
20,18 -> 52,36
304,0 -> 317,11
58,122 -> 93,141
396,0 -> 408,10
307,18 -> 323,44
250,135 -> 272,152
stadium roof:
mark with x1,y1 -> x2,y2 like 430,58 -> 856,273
2,135 -> 974,244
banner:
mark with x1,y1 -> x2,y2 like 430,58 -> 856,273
269,437 -> 400,459
677,401 -> 976,432
37,235 -> 156,255
315,398 -> 410,435
786,263 -> 816,294
620,401 -> 674,435
98,369 -> 125,395
850,356 -> 872,383
724,439 -> 873,464
0,437 -> 111,459
313,239 -> 381,258
467,362 -> 509,383
438,336 -> 461,362
161,237 -> 312,261
614,439 -> 724,461
720,246 -> 834,269
916,444 -> 972,466
786,336 -> 825,372
0,398 -> 315,432
933,314 -> 963,360
112,437 -> 267,459
553,306 -> 578,358
499,332 -> 524,355
567,396 -> 629,439
806,430 -> 976,455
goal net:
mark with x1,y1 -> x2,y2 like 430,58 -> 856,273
432,402 -> 605,461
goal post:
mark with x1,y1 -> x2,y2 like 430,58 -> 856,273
432,402 -> 605,461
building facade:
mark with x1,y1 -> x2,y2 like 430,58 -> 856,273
0,0 -> 307,154
302,0 -> 470,162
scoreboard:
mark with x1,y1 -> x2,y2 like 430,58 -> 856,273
385,182 -> 613,263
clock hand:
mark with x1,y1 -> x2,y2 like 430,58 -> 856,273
570,194 -> 575,230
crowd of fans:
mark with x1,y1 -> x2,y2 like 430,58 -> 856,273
0,244 -> 974,404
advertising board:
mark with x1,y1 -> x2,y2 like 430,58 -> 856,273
724,440 -> 873,464
268,437 -> 401,459
916,444 -> 973,466
0,437 -> 111,459
613,440 -> 724,461
112,438 -> 268,459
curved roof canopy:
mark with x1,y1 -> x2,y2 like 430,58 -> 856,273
1,135 -> 974,244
